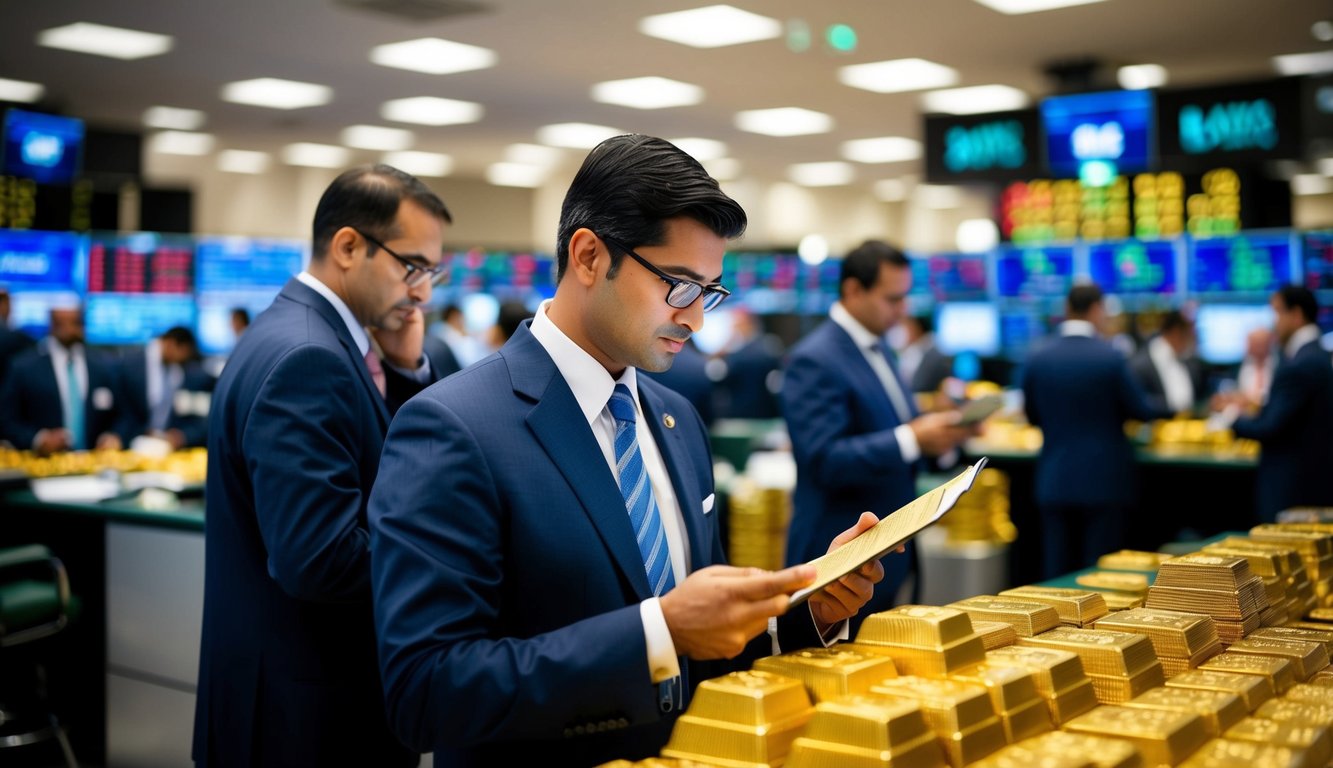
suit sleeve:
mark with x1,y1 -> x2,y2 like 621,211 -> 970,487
369,394 -> 662,752
781,351 -> 914,490
244,344 -> 372,602
1233,362 -> 1314,442
382,358 -> 436,415
0,363 -> 36,448
1117,359 -> 1171,422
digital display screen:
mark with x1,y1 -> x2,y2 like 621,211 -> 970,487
923,109 -> 1042,183
1188,230 -> 1296,297
921,252 -> 990,302
2,109 -> 85,185
1000,309 -> 1048,361
195,236 -> 307,355
935,302 -> 1000,357
86,232 -> 195,345
1195,304 -> 1273,364
1086,239 -> 1180,303
716,250 -> 842,315
1041,90 -> 1155,177
1157,78 -> 1304,168
995,244 -> 1075,299
1302,230 -> 1333,293
0,228 -> 84,337
429,250 -> 558,312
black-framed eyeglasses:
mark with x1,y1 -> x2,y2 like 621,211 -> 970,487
600,235 -> 731,313
352,228 -> 448,288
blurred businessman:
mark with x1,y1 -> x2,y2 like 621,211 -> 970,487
116,326 -> 214,450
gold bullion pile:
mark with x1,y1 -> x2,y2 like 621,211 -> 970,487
0,446 -> 207,484
600,523 -> 1333,768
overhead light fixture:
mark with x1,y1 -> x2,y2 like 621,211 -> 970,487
217,150 -> 270,174
841,137 -> 923,164
1273,50 -> 1333,76
1117,64 -> 1168,90
1292,173 -> 1333,195
591,77 -> 704,109
143,106 -> 206,131
639,5 -> 783,48
735,107 -> 833,137
875,179 -> 910,202
788,161 -> 855,187
221,78 -> 332,110
970,0 -> 1107,14
956,219 -> 999,252
380,96 -> 483,126
668,137 -> 729,162
838,58 -> 959,94
383,150 -> 453,177
921,84 -> 1030,115
37,21 -> 173,60
1314,20 -> 1333,43
486,162 -> 547,188
369,37 -> 496,75
798,234 -> 830,265
282,142 -> 351,168
149,131 -> 215,156
917,184 -> 963,209
504,143 -> 565,166
341,125 -> 415,151
704,157 -> 741,181
536,122 -> 621,149
1319,156 -> 1333,177
0,77 -> 45,103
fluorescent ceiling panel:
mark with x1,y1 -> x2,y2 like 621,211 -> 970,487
143,106 -> 206,130
841,137 -> 923,164
504,143 -> 564,166
704,158 -> 741,180
668,137 -> 729,162
735,107 -> 833,137
37,22 -> 173,60
282,142 -> 351,168
1117,64 -> 1168,90
486,162 -> 547,188
383,151 -> 454,177
149,131 -> 215,156
380,96 -> 483,126
221,78 -> 332,110
341,125 -> 415,151
1292,174 -> 1333,195
536,123 -> 621,149
917,184 -> 963,209
591,77 -> 704,109
369,37 -> 496,75
971,0 -> 1108,14
1273,50 -> 1333,76
788,161 -> 855,187
838,58 -> 959,94
218,150 -> 270,174
639,5 -> 782,48
875,179 -> 909,201
0,78 -> 45,103
921,84 -> 1029,114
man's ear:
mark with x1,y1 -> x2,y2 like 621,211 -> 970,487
566,228 -> 604,288
328,226 -> 362,270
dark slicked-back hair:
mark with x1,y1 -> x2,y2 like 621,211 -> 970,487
838,240 -> 909,298
555,134 -> 746,281
1275,284 -> 1318,324
311,164 -> 452,259
1066,283 -> 1104,316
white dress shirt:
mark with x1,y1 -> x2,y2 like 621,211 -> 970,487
829,302 -> 921,463
1148,336 -> 1195,413
144,338 -> 184,432
1285,324 -> 1321,359
1060,319 -> 1097,338
297,272 -> 430,381
44,336 -> 87,447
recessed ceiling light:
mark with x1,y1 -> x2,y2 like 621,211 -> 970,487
37,22 -> 173,60
1319,157 -> 1333,177
217,150 -> 270,174
536,123 -> 622,149
838,58 -> 959,94
798,234 -> 830,265
369,37 -> 496,75
917,184 -> 963,209
704,157 -> 741,181
380,96 -> 483,126
971,0 -> 1107,14
1273,50 -> 1333,76
221,78 -> 332,110
735,107 -> 833,137
591,77 -> 704,109
1292,173 -> 1333,195
0,77 -> 45,103
788,161 -> 855,187
957,219 -> 1000,252
341,125 -> 415,151
282,143 -> 351,168
1117,64 -> 1168,90
486,162 -> 547,188
143,106 -> 206,131
504,143 -> 565,167
149,131 -> 215,156
875,179 -> 910,202
1314,21 -> 1333,43
383,150 -> 454,177
841,137 -> 923,164
668,138 -> 729,162
921,84 -> 1030,115
639,5 -> 783,48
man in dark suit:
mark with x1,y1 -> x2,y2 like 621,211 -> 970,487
898,314 -> 953,394
0,287 -> 36,388
193,165 -> 452,767
1022,284 -> 1164,579
1213,286 -> 1333,521
368,135 -> 884,767
1129,309 -> 1204,415
782,241 -> 974,630
115,325 -> 214,449
717,307 -> 782,419
0,306 -> 122,454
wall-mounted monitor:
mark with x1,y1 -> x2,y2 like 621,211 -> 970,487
1303,229 -> 1333,293
194,236 -> 307,355
1195,303 -> 1273,364
1187,230 -> 1297,299
924,109 -> 1042,183
2,109 -> 85,185
922,252 -> 991,302
995,243 -> 1076,300
1156,78 -> 1304,170
85,231 -> 195,345
0,228 -> 84,337
1086,238 -> 1180,306
1041,90 -> 1155,178
935,302 -> 1001,357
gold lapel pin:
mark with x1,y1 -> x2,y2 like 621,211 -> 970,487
663,414 -> 676,429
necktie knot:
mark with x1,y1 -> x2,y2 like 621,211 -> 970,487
608,383 -> 637,425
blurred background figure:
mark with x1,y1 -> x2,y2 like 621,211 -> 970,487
0,306 -> 122,454
1130,309 -> 1203,415
642,337 -> 717,425
1236,326 -> 1276,406
716,306 -> 783,420
115,325 -> 215,450
0,285 -> 36,388
433,303 -> 489,367
229,307 -> 250,341
487,299 -> 535,352
896,313 -> 952,395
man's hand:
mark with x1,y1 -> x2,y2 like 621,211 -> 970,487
808,512 -> 887,631
373,307 -> 426,370
660,564 -> 816,660
95,432 -> 123,451
33,428 -> 72,456
908,411 -> 975,456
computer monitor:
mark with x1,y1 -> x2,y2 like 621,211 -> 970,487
2,109 -> 84,185
923,252 -> 990,302
85,231 -> 195,345
995,243 -> 1076,301
935,302 -> 1001,357
1188,230 -> 1297,299
1041,89 -> 1155,178
1195,304 -> 1272,365
0,228 -> 84,337
194,235 -> 308,355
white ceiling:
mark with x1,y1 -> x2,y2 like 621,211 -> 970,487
0,0 -> 1329,187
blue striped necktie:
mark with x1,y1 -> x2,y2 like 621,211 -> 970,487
608,383 -> 675,596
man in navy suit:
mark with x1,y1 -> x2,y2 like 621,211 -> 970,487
115,325 -> 214,449
1129,309 -> 1204,415
0,287 -> 36,388
193,165 -> 451,767
1213,286 -> 1333,521
368,135 -> 884,767
1022,284 -> 1164,579
782,241 -> 974,630
0,306 -> 122,453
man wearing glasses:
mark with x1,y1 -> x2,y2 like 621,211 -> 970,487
367,135 -> 884,766
194,165 -> 450,767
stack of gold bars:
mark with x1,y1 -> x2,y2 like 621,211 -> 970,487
725,479 -> 791,571
1164,669 -> 1275,713
947,596 -> 1062,638
1247,525 -> 1333,610
934,468 -> 1018,546
1017,627 -> 1165,704
998,586 -> 1109,628
982,646 -> 1098,726
1145,555 -> 1268,643
660,670 -> 813,766
869,676 -> 1008,767
1207,536 -> 1316,619
949,664 -> 1053,743
1094,608 -> 1223,676
753,647 -> 897,703
784,694 -> 947,768
1120,686 -> 1247,737
846,606 -> 987,678
1063,704 -> 1209,766
1200,540 -> 1304,626
970,621 -> 1019,651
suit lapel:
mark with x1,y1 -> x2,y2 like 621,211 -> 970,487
830,323 -> 904,426
639,383 -> 709,572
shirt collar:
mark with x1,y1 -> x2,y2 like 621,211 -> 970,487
296,271 -> 370,357
829,301 -> 883,351
1149,335 -> 1180,365
1060,319 -> 1097,338
528,299 -> 639,427
1286,324 -> 1321,358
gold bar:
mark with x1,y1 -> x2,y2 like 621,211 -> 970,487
840,638 -> 985,679
856,606 -> 977,648
1200,653 -> 1296,693
1216,538 -> 1304,574
968,744 -> 1091,768
661,711 -> 814,767
679,670 -> 812,726
1103,592 -> 1147,611
1144,580 -> 1266,622
1094,608 -> 1220,659
1046,680 -> 1099,726
1248,526 -> 1333,558
1016,628 -> 1159,677
1253,698 -> 1333,727
984,647 -> 1086,695
785,731 -> 948,768
1098,550 -> 1169,572
1284,683 -> 1333,707
1224,637 -> 1328,681
1157,555 -> 1255,591
951,664 -> 1043,713
1077,571 -> 1151,594
868,677 -> 1007,768
1000,587 -> 1109,626
1014,731 -> 1144,768
1086,663 -> 1166,705
797,694 -> 935,754
996,697 -> 1053,743
753,648 -> 898,703
972,620 -> 1019,651
948,597 -> 1062,637
1122,687 -> 1247,738
1165,669 -> 1275,713
1175,738 -> 1305,768
1224,718 -> 1332,768
1063,705 -> 1209,767
1249,626 -> 1333,656
1307,607 -> 1333,622
1201,545 -> 1287,579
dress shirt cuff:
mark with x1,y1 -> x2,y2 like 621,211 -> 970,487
385,356 -> 432,383
766,606 -> 849,655
894,423 -> 921,463
641,598 -> 681,684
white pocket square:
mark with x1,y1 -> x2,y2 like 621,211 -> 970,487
702,493 -> 715,514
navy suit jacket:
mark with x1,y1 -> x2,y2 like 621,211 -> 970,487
368,321 -> 822,767
641,339 -> 716,424
1233,338 -> 1333,521
719,334 -> 782,419
1022,334 -> 1163,508
113,348 -> 216,448
193,278 -> 429,767
0,325 -> 35,390
1128,341 -> 1205,414
0,342 -> 120,449
780,319 -> 918,626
